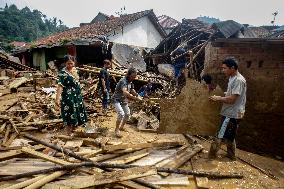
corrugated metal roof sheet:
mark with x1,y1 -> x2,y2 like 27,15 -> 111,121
247,27 -> 270,38
212,20 -> 244,38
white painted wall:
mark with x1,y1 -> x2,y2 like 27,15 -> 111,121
107,16 -> 163,48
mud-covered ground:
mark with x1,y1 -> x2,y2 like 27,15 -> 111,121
0,92 -> 283,189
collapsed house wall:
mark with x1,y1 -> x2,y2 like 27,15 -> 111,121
203,39 -> 284,157
159,79 -> 223,136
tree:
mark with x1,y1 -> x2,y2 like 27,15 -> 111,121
0,4 -> 69,46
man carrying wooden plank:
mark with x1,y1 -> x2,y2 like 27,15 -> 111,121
208,57 -> 247,160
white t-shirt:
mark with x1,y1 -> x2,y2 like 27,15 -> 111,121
220,72 -> 247,119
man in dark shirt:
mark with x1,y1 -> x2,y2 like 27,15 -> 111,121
138,81 -> 153,98
105,42 -> 113,61
112,68 -> 143,137
171,47 -> 187,85
98,59 -> 112,114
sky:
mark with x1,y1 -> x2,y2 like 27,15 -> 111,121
1,0 -> 284,27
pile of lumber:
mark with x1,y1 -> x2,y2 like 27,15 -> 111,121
0,133 -> 243,189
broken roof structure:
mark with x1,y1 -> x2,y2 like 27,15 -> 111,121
32,9 -> 166,49
246,26 -> 270,38
12,10 -> 167,71
158,15 -> 180,34
147,18 -> 214,79
212,20 -> 244,38
147,19 -> 263,80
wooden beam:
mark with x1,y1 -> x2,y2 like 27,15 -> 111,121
9,77 -> 28,93
106,149 -> 150,164
21,147 -> 71,165
0,150 -> 21,161
103,141 -> 182,152
3,132 -> 18,147
158,144 -> 203,177
14,119 -> 63,127
41,166 -> 157,189
24,171 -> 66,189
3,124 -> 11,145
9,118 -> 19,134
119,180 -> 152,189
90,153 -> 121,162
4,175 -> 46,189
0,122 -> 6,133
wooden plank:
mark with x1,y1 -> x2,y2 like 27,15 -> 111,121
21,147 -> 71,165
191,158 -> 209,189
195,177 -> 209,189
3,132 -> 18,147
3,99 -> 18,111
64,140 -> 83,149
150,176 -> 190,186
158,144 -> 203,177
119,180 -> 151,189
90,153 -> 121,162
104,141 -> 182,152
106,149 -> 150,164
0,122 -> 6,133
14,119 -> 62,127
23,112 -> 35,124
83,149 -> 103,158
3,124 -> 11,145
41,166 -> 157,189
154,145 -> 189,166
0,150 -> 21,161
9,119 -> 19,134
4,148 -> 93,176
24,171 -> 66,189
5,175 -> 46,189
9,77 -> 28,92
55,149 -> 102,158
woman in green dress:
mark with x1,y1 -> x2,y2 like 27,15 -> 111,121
55,55 -> 87,134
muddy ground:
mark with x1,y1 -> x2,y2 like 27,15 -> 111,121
0,91 -> 284,189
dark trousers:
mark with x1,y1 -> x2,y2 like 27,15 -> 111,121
101,91 -> 109,109
208,116 -> 240,159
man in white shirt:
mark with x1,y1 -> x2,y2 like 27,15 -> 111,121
208,57 -> 247,160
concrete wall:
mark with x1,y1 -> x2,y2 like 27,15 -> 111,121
203,39 -> 284,157
107,16 -> 163,48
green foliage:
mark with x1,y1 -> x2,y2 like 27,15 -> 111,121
59,37 -> 71,45
0,4 -> 68,44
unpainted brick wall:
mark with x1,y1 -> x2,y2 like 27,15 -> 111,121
204,41 -> 284,157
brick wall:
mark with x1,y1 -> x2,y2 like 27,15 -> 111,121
204,39 -> 284,158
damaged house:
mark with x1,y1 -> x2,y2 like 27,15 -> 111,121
147,19 -> 261,79
13,10 -> 166,71
153,18 -> 284,158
